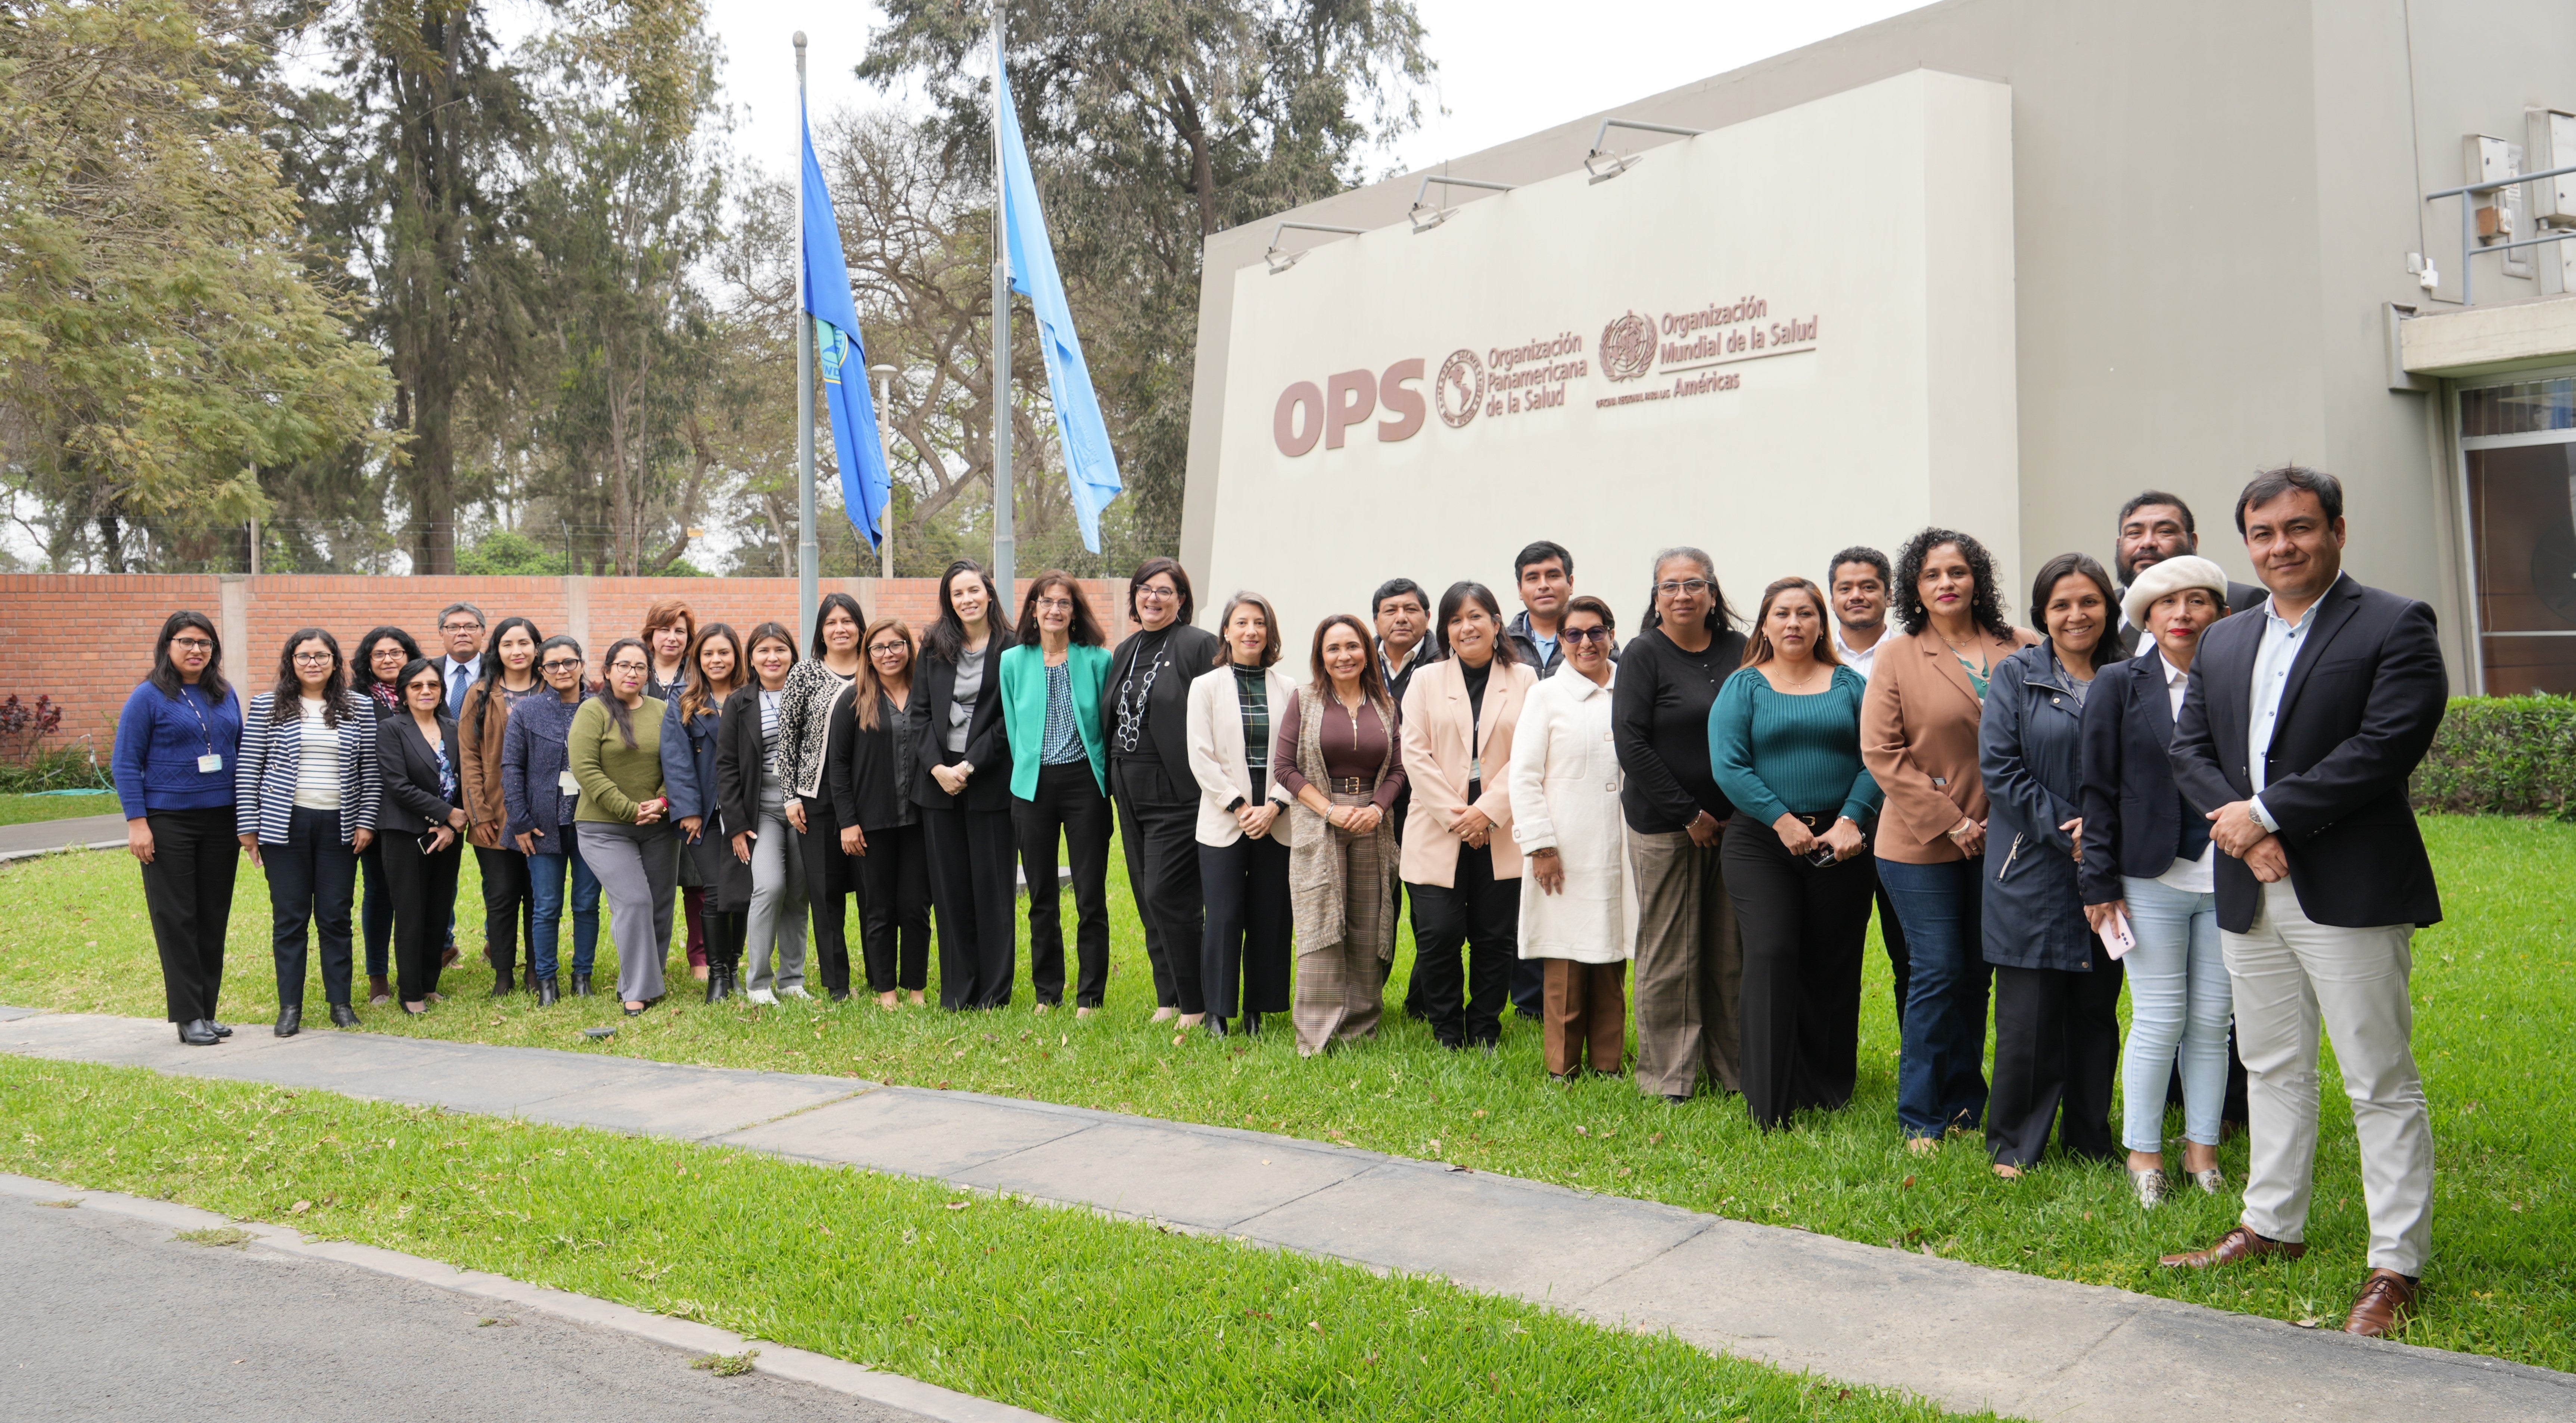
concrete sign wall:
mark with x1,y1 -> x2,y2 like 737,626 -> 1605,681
1203,69 -> 2019,637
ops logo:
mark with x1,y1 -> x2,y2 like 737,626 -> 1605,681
1435,349 -> 1485,428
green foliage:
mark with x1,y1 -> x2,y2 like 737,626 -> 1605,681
2410,696 -> 2576,820
452,528 -> 567,576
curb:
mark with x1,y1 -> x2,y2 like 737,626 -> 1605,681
0,1171 -> 1060,1423
0,840 -> 125,865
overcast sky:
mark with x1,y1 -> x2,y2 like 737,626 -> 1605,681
708,0 -> 1935,186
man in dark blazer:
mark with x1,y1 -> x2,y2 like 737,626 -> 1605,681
2109,491 -> 2266,659
2159,466 -> 2448,1341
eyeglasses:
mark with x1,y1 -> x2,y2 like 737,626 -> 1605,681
1654,579 -> 1712,598
171,638 -> 213,652
608,660 -> 649,674
540,658 -> 583,672
1136,584 -> 1176,600
291,651 -> 336,664
439,620 -> 483,633
1035,597 -> 1075,611
1560,627 -> 1614,645
867,641 -> 909,656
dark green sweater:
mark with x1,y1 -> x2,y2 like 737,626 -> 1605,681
1707,666 -> 1882,826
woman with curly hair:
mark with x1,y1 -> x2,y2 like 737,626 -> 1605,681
1860,528 -> 2037,1150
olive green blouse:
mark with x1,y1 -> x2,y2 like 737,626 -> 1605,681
569,694 -> 667,826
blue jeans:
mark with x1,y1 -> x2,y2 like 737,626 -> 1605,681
2119,874 -> 2230,1152
528,844 -> 601,981
1880,856 -> 1991,1139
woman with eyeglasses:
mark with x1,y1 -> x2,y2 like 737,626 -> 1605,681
1709,579 -> 1884,1128
998,573 -> 1112,1015
1508,596 -> 1632,1081
456,615 -> 542,996
352,625 -> 423,1005
1109,557 -> 1224,1024
826,618 -> 931,1009
1275,613 -> 1406,1055
639,598 -> 707,980
377,656 -> 470,1016
234,628 -> 380,1035
778,592 -> 868,999
664,623 -> 753,1003
1186,591 -> 1298,1038
913,560 -> 1019,1009
726,623 -> 811,1004
1861,527 -> 2039,1150
116,611 -> 247,1046
1614,549 -> 1751,1102
571,638 -> 676,1016
503,635 -> 598,1002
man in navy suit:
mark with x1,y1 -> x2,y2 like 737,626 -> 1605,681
2157,466 -> 2448,1339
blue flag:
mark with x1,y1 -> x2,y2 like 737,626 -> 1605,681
998,58 -> 1122,552
800,96 -> 891,551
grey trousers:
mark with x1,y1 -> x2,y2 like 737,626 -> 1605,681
585,827 -> 675,1005
1627,828 -> 1743,1099
2225,878 -> 2433,1275
744,802 -> 809,993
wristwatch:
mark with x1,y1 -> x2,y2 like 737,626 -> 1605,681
1225,795 -> 1247,813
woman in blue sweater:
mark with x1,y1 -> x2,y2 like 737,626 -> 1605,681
1709,577 -> 1884,1129
114,610 -> 247,1046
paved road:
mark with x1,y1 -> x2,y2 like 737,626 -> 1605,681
0,810 -> 125,860
0,1190 -> 918,1423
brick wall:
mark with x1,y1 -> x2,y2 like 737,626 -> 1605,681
0,575 -> 1126,740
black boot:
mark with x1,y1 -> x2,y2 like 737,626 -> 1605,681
536,976 -> 560,1007
177,1019 -> 218,1046
274,1005 -> 302,1038
570,972 -> 593,997
705,965 -> 729,1003
1207,1015 -> 1230,1039
490,964 -> 515,997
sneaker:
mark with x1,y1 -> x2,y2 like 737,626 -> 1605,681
2130,1167 -> 2169,1208
779,985 -> 812,1000
745,987 -> 778,1006
2190,1167 -> 2226,1196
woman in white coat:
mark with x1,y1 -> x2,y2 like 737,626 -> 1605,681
1186,592 -> 1299,1038
1508,596 -> 1632,1080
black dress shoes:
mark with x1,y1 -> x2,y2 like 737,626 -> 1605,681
570,972 -> 593,997
490,967 -> 516,997
274,1006 -> 302,1038
536,976 -> 560,1007
208,1021 -> 233,1038
1206,1015 -> 1230,1038
329,1003 -> 361,1029
177,1019 -> 219,1046
1241,1013 -> 1262,1037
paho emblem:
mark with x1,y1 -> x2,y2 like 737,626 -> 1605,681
1435,349 -> 1485,428
1600,311 -> 1656,382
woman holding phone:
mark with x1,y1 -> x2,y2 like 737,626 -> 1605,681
664,624 -> 751,1003
351,625 -> 422,1004
571,638 -> 676,1016
377,657 -> 469,1015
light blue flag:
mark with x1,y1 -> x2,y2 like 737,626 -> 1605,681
800,94 -> 891,550
997,57 -> 1123,552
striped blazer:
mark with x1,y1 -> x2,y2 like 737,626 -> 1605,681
234,691 -> 383,846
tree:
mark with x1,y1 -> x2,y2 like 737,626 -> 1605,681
0,0 -> 393,571
857,0 -> 1429,556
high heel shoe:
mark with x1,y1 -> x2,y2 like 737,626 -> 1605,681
177,1019 -> 219,1046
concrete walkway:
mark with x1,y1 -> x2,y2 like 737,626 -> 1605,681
5,1005 -> 2569,1423
0,810 -> 125,861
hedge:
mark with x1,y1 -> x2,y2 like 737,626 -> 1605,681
2410,695 -> 2576,820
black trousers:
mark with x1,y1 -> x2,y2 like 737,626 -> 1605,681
1199,833 -> 1291,1020
1013,760 -> 1112,1007
359,841 -> 393,978
923,791 -> 1018,1010
796,794 -> 854,995
474,844 -> 531,976
853,821 -> 931,993
1987,937 -> 2125,1168
140,806 -> 239,1024
266,806 -> 357,1009
1407,844 -> 1520,1047
1113,759 -> 1205,1013
381,830 -> 463,1004
1873,870 -> 1911,1034
1722,817 -> 1875,1128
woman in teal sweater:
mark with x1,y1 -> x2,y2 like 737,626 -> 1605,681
997,572 -> 1113,1012
1708,577 -> 1885,1129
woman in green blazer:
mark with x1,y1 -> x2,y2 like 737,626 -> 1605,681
998,571 -> 1113,1013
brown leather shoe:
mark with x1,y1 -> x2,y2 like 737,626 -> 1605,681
2343,1269 -> 2419,1338
2159,1224 -> 2308,1268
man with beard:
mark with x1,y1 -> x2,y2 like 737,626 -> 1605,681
2112,493 -> 2265,658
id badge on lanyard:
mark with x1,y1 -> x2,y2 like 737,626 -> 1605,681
183,688 -> 222,774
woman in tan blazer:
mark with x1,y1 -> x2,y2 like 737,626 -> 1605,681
456,616 -> 543,996
1861,528 -> 2038,1149
1399,582 -> 1539,1051
1185,591 -> 1300,1038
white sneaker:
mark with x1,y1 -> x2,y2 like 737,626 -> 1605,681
745,987 -> 778,1006
778,985 -> 810,1000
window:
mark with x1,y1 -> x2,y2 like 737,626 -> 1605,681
2458,376 -> 2576,694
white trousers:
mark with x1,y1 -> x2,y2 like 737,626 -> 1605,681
2222,878 -> 2433,1274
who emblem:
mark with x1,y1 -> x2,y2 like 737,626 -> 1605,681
1436,349 -> 1485,428
1600,311 -> 1656,382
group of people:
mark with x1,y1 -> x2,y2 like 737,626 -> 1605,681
112,464 -> 2445,1337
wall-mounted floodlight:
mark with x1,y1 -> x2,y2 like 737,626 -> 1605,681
1584,116 -> 1706,180
1408,173 -> 1518,232
1265,220 -> 1367,273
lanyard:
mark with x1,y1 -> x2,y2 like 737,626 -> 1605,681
176,685 -> 217,756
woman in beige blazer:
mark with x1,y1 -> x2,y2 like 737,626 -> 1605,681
1399,581 -> 1539,1051
1185,592 -> 1300,1038
1860,527 -> 2039,1149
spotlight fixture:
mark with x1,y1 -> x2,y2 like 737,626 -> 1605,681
1264,219 -> 1366,274
1409,172 -> 1516,233
1582,116 -> 1706,182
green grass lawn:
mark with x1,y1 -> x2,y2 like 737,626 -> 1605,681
0,790 -> 118,827
1,815 -> 2568,1369
0,1055 -> 1982,1423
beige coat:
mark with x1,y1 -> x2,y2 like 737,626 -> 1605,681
1508,667 -> 1634,963
1399,656 -> 1536,887
1859,625 -> 2040,864
1184,663 -> 1300,848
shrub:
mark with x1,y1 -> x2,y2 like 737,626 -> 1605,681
2410,695 -> 2576,820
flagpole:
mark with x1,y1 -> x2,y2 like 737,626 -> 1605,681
990,0 -> 1014,600
794,32 -> 819,619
